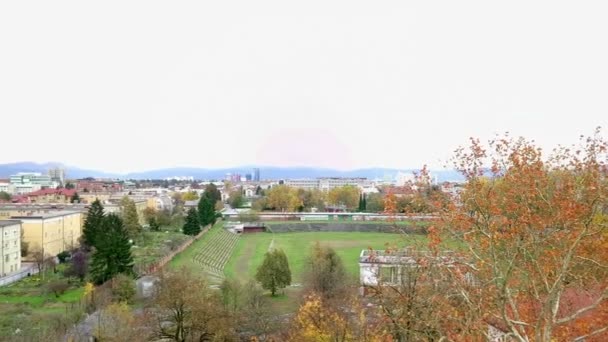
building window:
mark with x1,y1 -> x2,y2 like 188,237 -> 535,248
4,255 -> 8,263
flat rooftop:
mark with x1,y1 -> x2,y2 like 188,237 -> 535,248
0,220 -> 21,227
11,210 -> 82,220
359,249 -> 458,265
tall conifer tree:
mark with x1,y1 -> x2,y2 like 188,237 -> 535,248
120,196 -> 142,238
82,199 -> 105,249
183,207 -> 201,236
90,214 -> 134,284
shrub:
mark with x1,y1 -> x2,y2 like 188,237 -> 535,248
57,251 -> 71,264
111,274 -> 136,303
46,280 -> 70,298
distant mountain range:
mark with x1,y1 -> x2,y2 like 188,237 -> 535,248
0,162 -> 465,182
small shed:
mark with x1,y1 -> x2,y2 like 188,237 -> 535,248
242,223 -> 266,233
136,275 -> 159,298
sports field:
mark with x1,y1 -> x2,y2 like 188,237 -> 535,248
224,231 -> 428,283
168,223 -> 442,313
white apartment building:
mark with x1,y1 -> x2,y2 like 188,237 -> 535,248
318,177 -> 373,191
284,179 -> 320,190
0,220 -> 21,276
7,172 -> 59,195
48,167 -> 66,185
285,177 -> 374,191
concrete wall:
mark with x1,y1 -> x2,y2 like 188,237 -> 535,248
265,222 -> 427,234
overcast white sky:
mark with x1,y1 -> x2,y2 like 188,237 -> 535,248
1,1 -> 606,173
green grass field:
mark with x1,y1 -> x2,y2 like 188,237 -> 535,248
0,267 -> 86,337
166,223 -> 450,314
224,231 -> 429,283
222,230 -> 434,313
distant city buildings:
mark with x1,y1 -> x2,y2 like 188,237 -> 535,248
285,177 -> 374,191
48,167 -> 66,186
253,168 -> 260,182
75,180 -> 123,193
5,172 -> 58,195
164,176 -> 194,182
226,173 -> 242,183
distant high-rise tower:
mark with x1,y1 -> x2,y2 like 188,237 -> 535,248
253,168 -> 260,181
48,167 -> 66,186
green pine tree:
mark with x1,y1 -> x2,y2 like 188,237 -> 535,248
183,207 -> 201,236
255,248 -> 291,296
90,214 -> 134,284
362,193 -> 367,211
70,192 -> 80,203
82,199 -> 105,249
203,183 -> 222,204
197,196 -> 216,227
120,196 -> 142,238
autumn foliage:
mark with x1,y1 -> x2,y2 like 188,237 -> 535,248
431,129 -> 608,341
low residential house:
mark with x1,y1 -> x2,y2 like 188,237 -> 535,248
11,211 -> 83,259
76,180 -> 123,193
184,200 -> 198,210
0,220 -> 21,276
358,248 -> 466,287
0,182 -> 10,193
107,195 -> 148,225
360,186 -> 380,195
25,188 -> 77,204
146,196 -> 174,213
78,192 -> 113,204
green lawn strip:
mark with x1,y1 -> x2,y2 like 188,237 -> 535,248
223,235 -> 248,279
0,286 -> 84,307
0,295 -> 46,306
57,287 -> 85,303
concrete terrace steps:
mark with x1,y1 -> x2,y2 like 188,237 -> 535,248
191,228 -> 240,278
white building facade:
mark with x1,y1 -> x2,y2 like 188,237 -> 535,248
0,220 -> 21,276
285,177 -> 374,191
7,172 -> 58,195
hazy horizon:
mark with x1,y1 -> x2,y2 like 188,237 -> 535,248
1,1 -> 607,173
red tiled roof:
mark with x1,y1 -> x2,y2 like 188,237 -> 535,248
11,195 -> 29,203
26,188 -> 77,197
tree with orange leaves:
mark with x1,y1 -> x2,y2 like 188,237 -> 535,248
433,129 -> 608,341
288,293 -> 390,342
